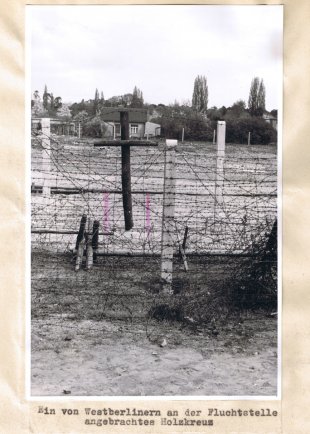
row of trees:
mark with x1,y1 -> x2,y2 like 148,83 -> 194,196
31,85 -> 71,118
149,76 -> 273,144
151,101 -> 276,144
191,75 -> 267,118
32,76 -> 267,119
31,76 -> 276,144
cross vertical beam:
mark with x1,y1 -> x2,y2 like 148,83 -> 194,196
120,111 -> 133,230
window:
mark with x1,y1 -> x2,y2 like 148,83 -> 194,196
130,124 -> 138,135
115,123 -> 120,135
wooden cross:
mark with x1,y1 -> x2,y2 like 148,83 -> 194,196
94,109 -> 158,231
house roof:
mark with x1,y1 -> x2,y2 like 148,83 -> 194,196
100,108 -> 147,123
263,113 -> 277,120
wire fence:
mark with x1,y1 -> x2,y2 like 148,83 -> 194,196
31,131 -> 277,327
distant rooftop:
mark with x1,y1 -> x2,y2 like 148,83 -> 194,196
100,108 -> 147,123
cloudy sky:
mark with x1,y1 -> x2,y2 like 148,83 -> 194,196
27,5 -> 282,110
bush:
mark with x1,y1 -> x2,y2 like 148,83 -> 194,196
155,105 -> 213,141
224,117 -> 277,145
82,116 -> 107,138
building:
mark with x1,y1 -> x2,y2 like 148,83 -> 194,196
100,108 -> 147,139
31,118 -> 76,135
145,121 -> 161,138
263,113 -> 277,130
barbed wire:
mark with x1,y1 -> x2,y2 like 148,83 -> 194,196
31,132 -> 277,334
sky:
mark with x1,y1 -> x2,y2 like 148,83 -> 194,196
28,5 -> 283,110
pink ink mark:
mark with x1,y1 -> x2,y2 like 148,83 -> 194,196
146,192 -> 151,237
103,192 -> 109,233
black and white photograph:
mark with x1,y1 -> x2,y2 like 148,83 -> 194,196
28,4 -> 282,397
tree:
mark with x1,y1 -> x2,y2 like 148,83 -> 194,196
248,77 -> 266,117
99,91 -> 105,108
207,105 -> 227,121
225,117 -> 276,145
73,110 -> 89,123
43,85 -> 49,111
192,75 -> 208,114
56,103 -> 71,120
31,90 -> 42,115
122,93 -> 133,107
131,86 -> 144,108
69,99 -> 88,117
270,109 -> 278,119
257,80 -> 266,116
83,115 -> 107,138
94,88 -> 100,114
53,96 -> 62,111
41,85 -> 63,116
225,100 -> 248,120
153,103 -> 213,141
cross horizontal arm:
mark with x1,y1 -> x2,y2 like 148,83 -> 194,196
94,140 -> 159,147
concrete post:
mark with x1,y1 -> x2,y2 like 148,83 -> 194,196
213,129 -> 216,144
41,118 -> 51,198
215,155 -> 224,204
215,121 -> 226,205
216,121 -> 226,157
160,139 -> 178,294
181,128 -> 185,143
248,131 -> 251,146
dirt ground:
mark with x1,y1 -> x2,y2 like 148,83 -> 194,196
31,253 -> 277,397
31,316 -> 277,397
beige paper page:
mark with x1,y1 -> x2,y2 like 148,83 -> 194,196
0,0 -> 309,433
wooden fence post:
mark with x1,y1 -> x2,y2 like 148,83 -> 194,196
92,220 -> 99,263
41,118 -> 51,199
86,233 -> 93,270
75,214 -> 87,271
160,139 -> 178,294
120,111 -> 133,230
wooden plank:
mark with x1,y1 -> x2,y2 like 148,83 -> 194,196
92,220 -> 99,262
176,225 -> 188,272
75,237 -> 85,271
182,226 -> 189,250
86,240 -> 93,270
75,214 -> 87,250
94,140 -> 158,147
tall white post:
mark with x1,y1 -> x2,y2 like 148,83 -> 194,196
41,118 -> 51,198
215,121 -> 226,204
181,127 -> 185,143
216,121 -> 226,157
78,122 -> 81,139
160,139 -> 178,294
